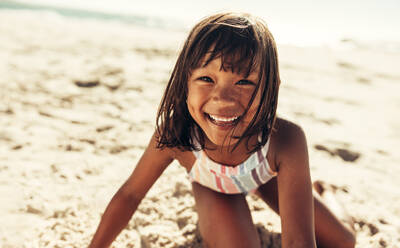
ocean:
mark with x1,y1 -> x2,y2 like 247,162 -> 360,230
1,0 -> 399,51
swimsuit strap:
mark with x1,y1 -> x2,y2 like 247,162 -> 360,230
258,133 -> 271,159
261,137 -> 271,158
191,127 -> 202,158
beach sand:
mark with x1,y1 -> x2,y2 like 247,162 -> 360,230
1,10 -> 399,247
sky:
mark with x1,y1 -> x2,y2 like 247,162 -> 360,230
9,0 -> 400,45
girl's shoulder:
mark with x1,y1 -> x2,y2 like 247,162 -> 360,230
271,117 -> 305,143
167,147 -> 195,173
269,117 -> 308,172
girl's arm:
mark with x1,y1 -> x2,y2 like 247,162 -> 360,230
89,132 -> 174,248
275,121 -> 316,248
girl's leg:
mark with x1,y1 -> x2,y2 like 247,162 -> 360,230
312,180 -> 356,247
255,178 -> 356,248
192,182 -> 261,248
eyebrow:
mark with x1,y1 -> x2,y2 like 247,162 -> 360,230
245,73 -> 259,80
199,57 -> 260,74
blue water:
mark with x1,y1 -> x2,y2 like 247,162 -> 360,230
1,0 -> 400,47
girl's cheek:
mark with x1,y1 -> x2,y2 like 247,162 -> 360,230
242,89 -> 259,107
186,90 -> 199,117
243,93 -> 261,120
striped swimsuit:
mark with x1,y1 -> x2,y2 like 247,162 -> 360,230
188,138 -> 277,194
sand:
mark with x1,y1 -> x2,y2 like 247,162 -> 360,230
0,10 -> 399,248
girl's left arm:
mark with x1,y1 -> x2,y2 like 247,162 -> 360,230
275,122 -> 317,248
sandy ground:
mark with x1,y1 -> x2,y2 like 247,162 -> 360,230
0,10 -> 399,248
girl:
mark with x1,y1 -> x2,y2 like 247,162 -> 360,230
89,12 -> 356,248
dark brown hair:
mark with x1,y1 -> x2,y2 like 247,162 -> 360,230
156,12 -> 280,153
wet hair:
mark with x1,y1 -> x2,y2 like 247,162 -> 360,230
156,12 -> 280,153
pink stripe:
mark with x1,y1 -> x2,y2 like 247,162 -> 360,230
221,166 -> 226,175
220,174 -> 239,193
230,166 -> 239,175
211,170 -> 225,193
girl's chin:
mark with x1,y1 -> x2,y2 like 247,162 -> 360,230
199,121 -> 246,147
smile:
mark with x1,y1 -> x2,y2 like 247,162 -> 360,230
205,113 -> 240,127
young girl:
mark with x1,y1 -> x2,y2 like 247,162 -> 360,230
89,12 -> 356,248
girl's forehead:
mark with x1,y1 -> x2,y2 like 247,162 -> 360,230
198,53 -> 261,79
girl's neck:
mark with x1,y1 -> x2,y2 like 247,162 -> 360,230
203,135 -> 258,166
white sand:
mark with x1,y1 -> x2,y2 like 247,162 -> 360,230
0,10 -> 399,247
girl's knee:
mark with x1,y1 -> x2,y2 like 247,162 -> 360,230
342,231 -> 356,248
198,210 -> 260,248
328,236 -> 355,248
200,226 -> 261,248
193,184 -> 260,247
316,229 -> 356,248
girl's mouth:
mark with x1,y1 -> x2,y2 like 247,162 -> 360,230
205,113 -> 240,127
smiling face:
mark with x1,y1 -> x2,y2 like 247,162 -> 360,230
156,12 -> 280,153
187,56 -> 261,149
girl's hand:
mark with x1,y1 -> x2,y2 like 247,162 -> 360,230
89,132 -> 174,248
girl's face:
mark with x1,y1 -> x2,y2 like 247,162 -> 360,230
187,56 -> 261,148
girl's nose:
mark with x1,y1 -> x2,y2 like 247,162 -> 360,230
211,84 -> 237,106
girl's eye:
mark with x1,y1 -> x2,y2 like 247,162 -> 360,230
198,76 -> 213,83
236,80 -> 256,86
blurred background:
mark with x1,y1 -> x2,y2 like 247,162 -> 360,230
1,0 -> 400,47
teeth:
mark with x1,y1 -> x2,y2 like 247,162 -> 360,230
208,114 -> 239,122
